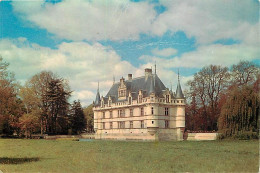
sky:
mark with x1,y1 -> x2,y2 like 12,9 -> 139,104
0,0 -> 259,106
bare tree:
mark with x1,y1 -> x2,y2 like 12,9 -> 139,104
187,65 -> 229,130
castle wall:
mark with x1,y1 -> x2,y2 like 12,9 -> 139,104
94,128 -> 183,141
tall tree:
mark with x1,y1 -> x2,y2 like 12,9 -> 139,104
70,100 -> 86,134
83,104 -> 94,133
231,61 -> 259,86
19,71 -> 55,135
218,84 -> 259,137
44,78 -> 71,134
218,61 -> 259,138
0,56 -> 22,135
20,71 -> 71,135
187,65 -> 229,131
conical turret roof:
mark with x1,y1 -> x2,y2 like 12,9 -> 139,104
94,82 -> 101,106
175,82 -> 184,99
175,70 -> 184,99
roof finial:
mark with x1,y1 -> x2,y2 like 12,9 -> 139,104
155,61 -> 157,74
178,68 -> 180,82
113,75 -> 115,84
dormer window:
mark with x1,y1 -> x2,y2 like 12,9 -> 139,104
166,95 -> 170,103
128,96 -> 132,105
108,96 -> 112,107
101,99 -> 104,108
138,90 -> 143,103
119,90 -> 126,97
118,77 -> 127,100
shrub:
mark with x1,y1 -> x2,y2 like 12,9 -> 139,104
234,131 -> 259,140
217,133 -> 225,140
217,131 -> 259,140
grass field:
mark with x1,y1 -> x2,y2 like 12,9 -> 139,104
0,139 -> 259,173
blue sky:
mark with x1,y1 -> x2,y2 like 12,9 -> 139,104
0,0 -> 259,106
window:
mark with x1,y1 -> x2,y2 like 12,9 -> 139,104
130,109 -> 133,117
177,100 -> 179,103
165,108 -> 169,116
152,121 -> 154,124
138,95 -> 142,103
110,122 -> 113,129
119,89 -> 126,97
165,120 -> 169,128
103,122 -> 105,129
140,107 -> 144,116
128,96 -> 132,105
119,110 -> 125,117
103,112 -> 105,119
118,110 -> 120,117
119,121 -> 125,129
151,107 -> 154,115
166,95 -> 169,103
130,121 -> 133,129
110,111 -> 113,118
141,120 -> 144,129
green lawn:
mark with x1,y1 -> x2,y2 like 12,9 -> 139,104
0,139 -> 259,173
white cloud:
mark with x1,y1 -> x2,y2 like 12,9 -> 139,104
0,38 -> 193,106
12,0 -> 258,45
152,47 -> 177,57
140,43 -> 260,68
152,0 -> 259,44
0,38 -> 139,106
12,0 -> 156,41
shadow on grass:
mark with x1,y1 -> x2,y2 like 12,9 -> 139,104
0,157 -> 40,164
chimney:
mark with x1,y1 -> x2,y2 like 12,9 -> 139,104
128,74 -> 132,81
145,68 -> 152,77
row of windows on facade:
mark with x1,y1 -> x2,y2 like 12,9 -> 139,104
102,120 -> 169,129
102,107 -> 169,119
100,97 -> 184,108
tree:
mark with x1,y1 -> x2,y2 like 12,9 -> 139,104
70,100 -> 86,134
83,104 -> 94,133
44,78 -> 71,134
19,113 -> 40,138
20,71 -> 72,135
218,61 -> 259,138
230,61 -> 259,86
187,65 -> 229,131
0,56 -> 23,136
218,84 -> 259,137
20,71 -> 55,135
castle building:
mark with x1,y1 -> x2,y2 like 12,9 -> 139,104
93,68 -> 185,141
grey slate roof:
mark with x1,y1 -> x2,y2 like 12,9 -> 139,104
148,75 -> 155,95
105,74 -> 166,102
175,82 -> 184,99
94,89 -> 101,106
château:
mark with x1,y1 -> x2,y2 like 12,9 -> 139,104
93,68 -> 185,141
